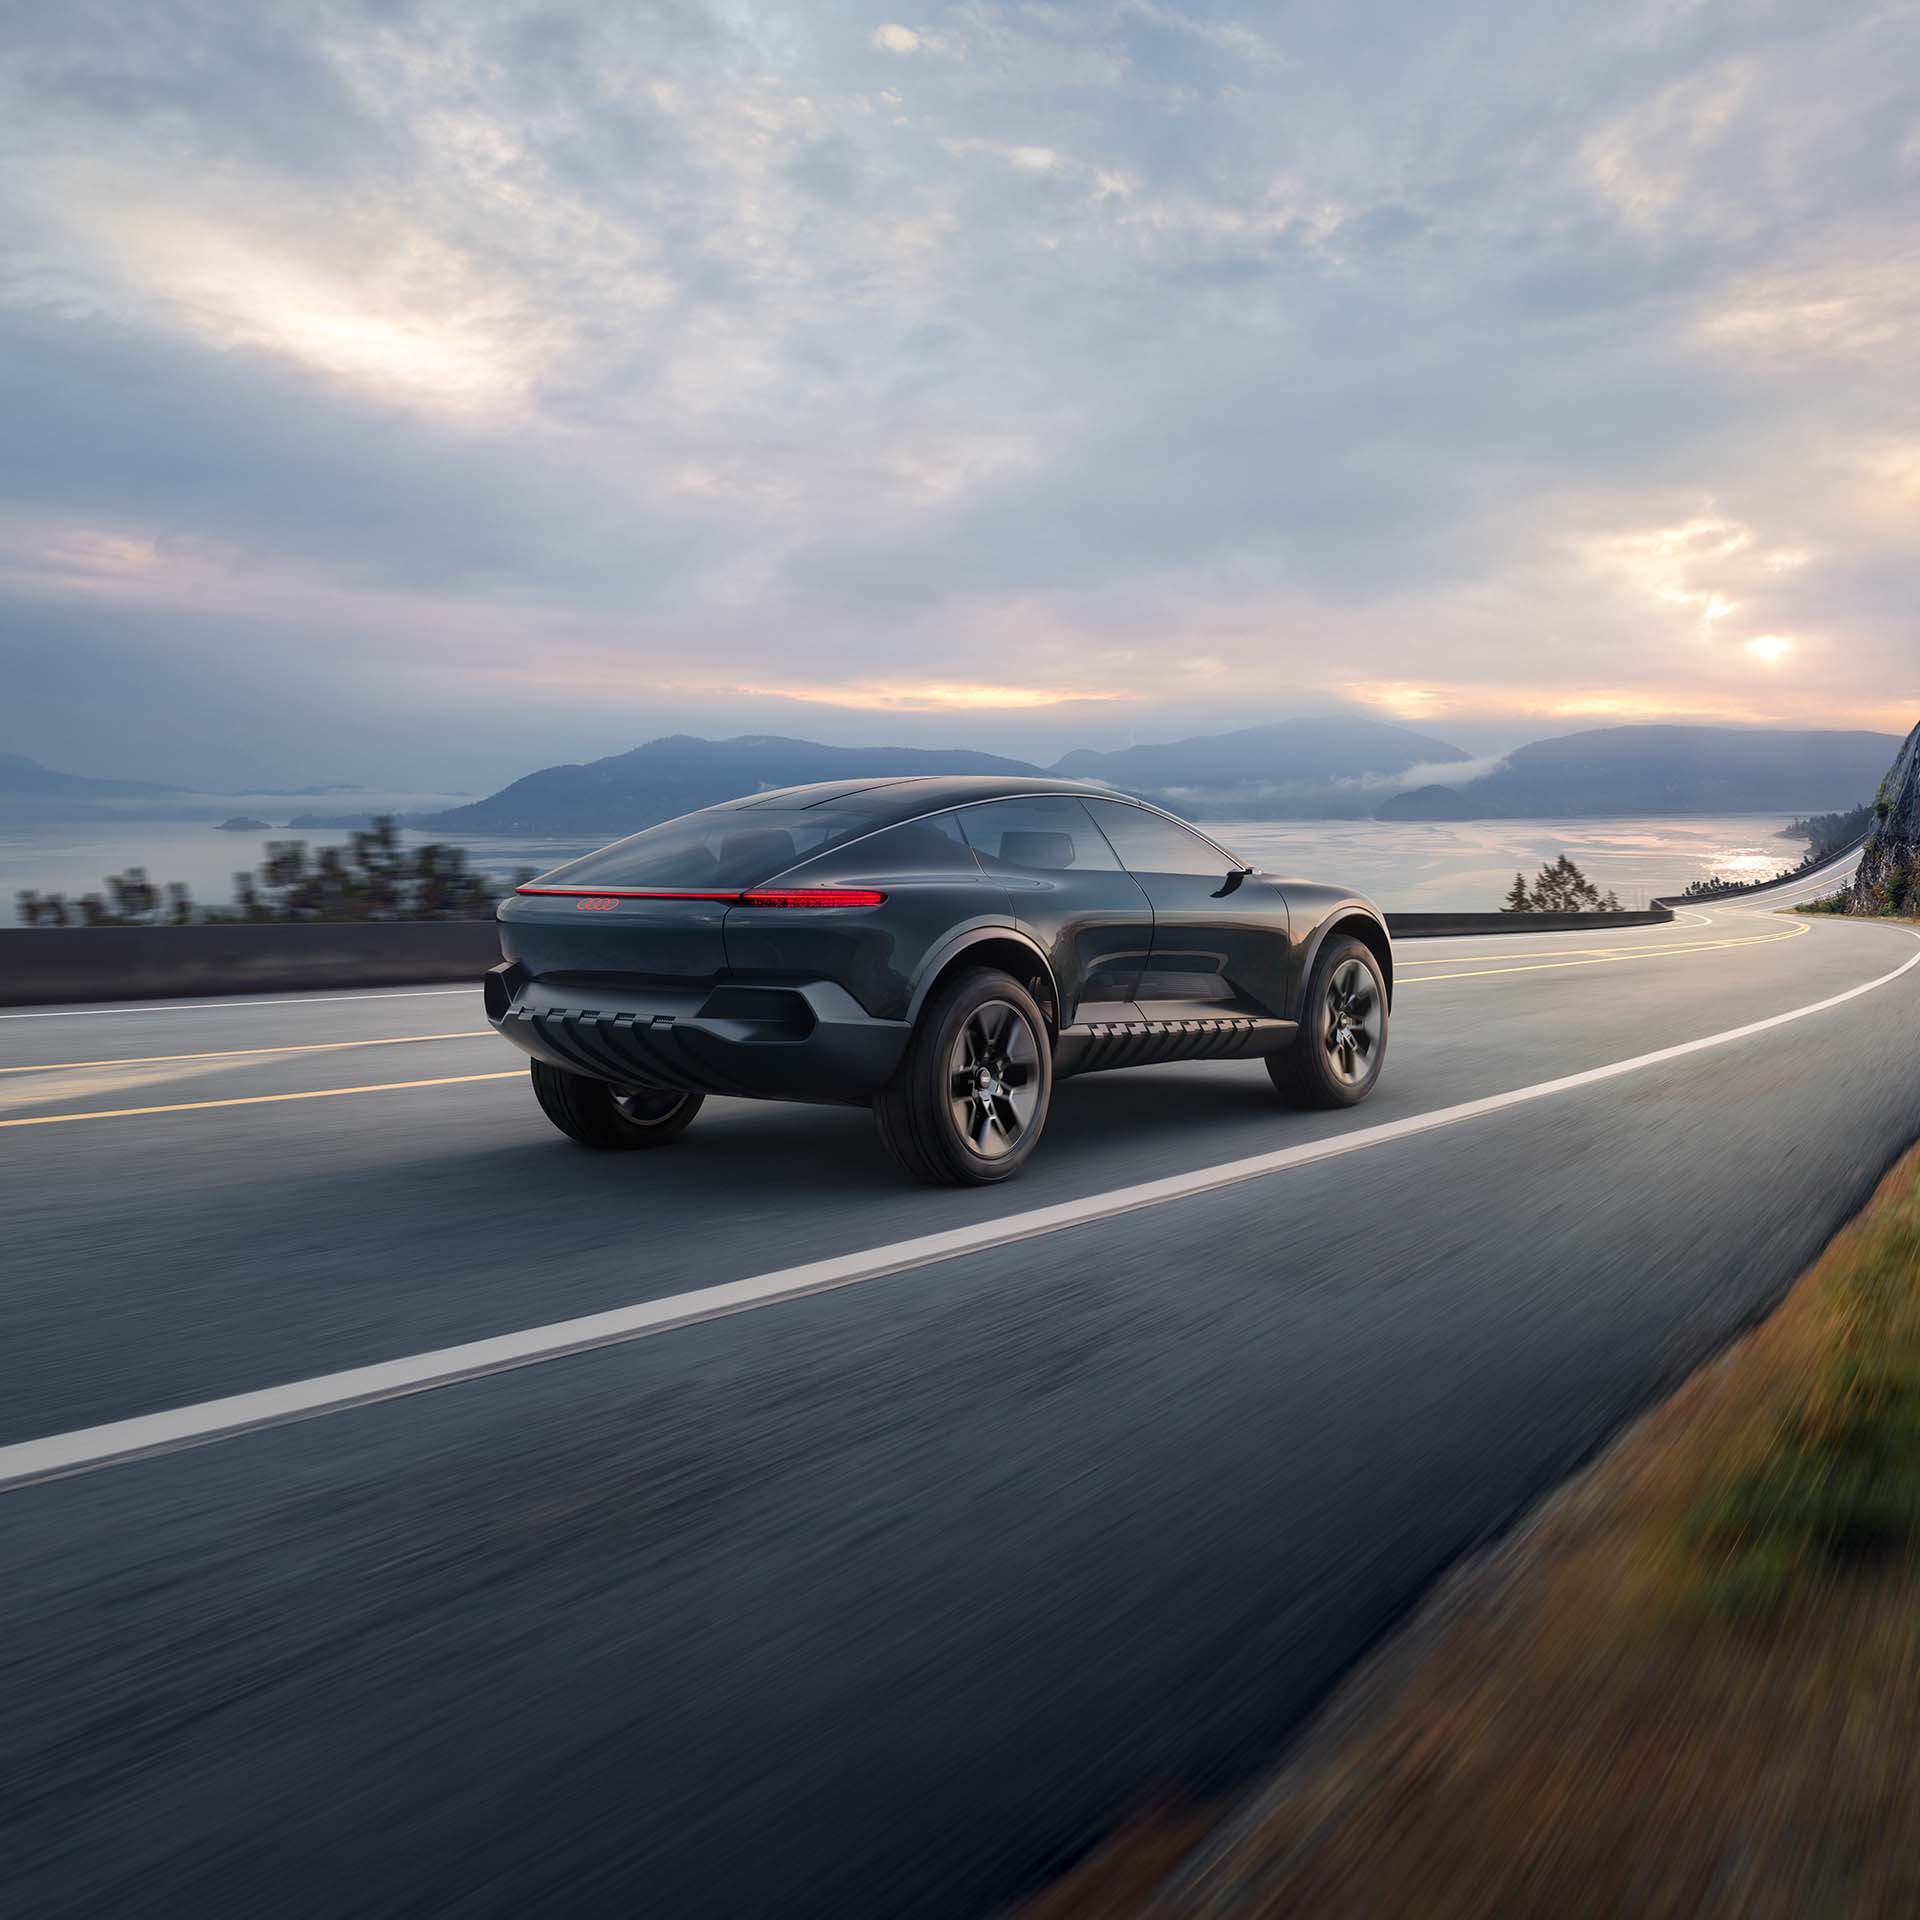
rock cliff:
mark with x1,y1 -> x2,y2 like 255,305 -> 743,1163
1853,721 -> 1920,913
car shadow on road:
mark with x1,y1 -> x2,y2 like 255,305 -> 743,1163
500,1061 -> 1296,1208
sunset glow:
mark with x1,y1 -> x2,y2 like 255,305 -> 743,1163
735,681 -> 1142,713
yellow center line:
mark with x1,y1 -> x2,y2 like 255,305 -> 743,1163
0,1072 -> 523,1129
1401,921 -> 1809,985
1402,941 -> 1720,965
0,1031 -> 493,1075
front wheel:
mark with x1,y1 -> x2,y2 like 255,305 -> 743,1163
529,1059 -> 704,1150
875,968 -> 1053,1185
1267,935 -> 1388,1109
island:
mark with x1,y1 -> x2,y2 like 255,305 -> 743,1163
215,815 -> 273,832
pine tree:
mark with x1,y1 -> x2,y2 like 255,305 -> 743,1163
1521,855 -> 1609,913
1503,872 -> 1533,913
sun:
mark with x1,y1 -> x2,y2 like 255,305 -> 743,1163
1744,635 -> 1794,664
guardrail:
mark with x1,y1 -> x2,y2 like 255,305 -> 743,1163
0,922 -> 499,1008
1660,833 -> 1867,905
1387,907 -> 1674,939
1388,837 -> 1867,939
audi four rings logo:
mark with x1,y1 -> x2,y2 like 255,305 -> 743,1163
575,896 -> 620,912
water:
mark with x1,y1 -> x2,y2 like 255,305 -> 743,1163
1,813 -> 1807,922
1212,815 -> 1802,911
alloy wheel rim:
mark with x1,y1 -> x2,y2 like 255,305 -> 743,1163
947,1000 -> 1041,1159
1322,958 -> 1383,1086
612,1088 -> 688,1126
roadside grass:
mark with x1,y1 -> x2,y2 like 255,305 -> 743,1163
1025,1143 -> 1920,1919
1783,900 -> 1920,924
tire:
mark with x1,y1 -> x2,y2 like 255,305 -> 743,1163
529,1059 -> 704,1150
875,968 -> 1053,1186
1267,934 -> 1388,1109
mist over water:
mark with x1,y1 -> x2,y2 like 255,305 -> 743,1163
1,814 -> 1806,923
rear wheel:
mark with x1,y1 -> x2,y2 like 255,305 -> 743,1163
529,1059 -> 704,1150
875,968 -> 1052,1185
1267,935 -> 1388,1109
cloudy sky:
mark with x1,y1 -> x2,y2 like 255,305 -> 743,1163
2,0 -> 1915,789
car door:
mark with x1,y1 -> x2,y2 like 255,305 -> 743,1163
1083,799 -> 1292,1018
955,797 -> 1152,1023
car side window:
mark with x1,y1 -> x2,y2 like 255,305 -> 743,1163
1085,800 -> 1239,877
958,798 -> 1123,874
794,809 -> 980,878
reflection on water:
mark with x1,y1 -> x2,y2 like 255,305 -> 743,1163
1215,816 -> 1798,909
0,812 -> 1801,922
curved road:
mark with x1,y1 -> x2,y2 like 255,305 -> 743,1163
3,866 -> 1916,1916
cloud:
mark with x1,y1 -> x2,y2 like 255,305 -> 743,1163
0,0 -> 1916,786
1333,753 -> 1515,794
870,24 -> 955,57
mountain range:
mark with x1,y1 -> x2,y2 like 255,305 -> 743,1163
4,721 -> 1904,835
1375,726 -> 1901,820
408,735 -> 1047,837
397,721 -> 1896,836
0,752 -> 191,824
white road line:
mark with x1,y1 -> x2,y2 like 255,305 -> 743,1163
5,927 -> 1917,1495
0,988 -> 477,1021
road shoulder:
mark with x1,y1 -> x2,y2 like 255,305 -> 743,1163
1028,1134 -> 1920,1920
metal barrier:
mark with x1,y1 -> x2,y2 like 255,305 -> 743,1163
0,922 -> 499,1007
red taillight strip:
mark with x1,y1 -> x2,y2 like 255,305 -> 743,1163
741,889 -> 886,908
514,886 -> 886,907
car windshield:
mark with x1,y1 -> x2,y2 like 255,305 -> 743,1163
532,807 -> 890,889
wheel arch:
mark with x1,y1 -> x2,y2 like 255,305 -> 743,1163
1300,908 -> 1394,1009
907,927 -> 1061,1033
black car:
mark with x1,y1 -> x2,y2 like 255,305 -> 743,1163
485,777 -> 1391,1185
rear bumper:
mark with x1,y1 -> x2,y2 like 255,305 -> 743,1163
484,963 -> 910,1105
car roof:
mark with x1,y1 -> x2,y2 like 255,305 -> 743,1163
730,775 -> 1141,819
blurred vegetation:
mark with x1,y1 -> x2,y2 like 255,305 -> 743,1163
1035,1148 -> 1920,1918
1501,855 -> 1624,914
1679,1166 -> 1920,1624
16,817 -> 534,927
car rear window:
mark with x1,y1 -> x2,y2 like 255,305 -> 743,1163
531,807 -> 891,889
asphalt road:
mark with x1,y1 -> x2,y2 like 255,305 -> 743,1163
4,859 -> 1916,1917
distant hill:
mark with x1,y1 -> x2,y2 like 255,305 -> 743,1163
20,721 -> 1883,838
0,752 -> 191,823
1380,726 -> 1902,820
1053,718 -> 1472,818
416,734 -> 1053,836
1376,783 -> 1473,822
